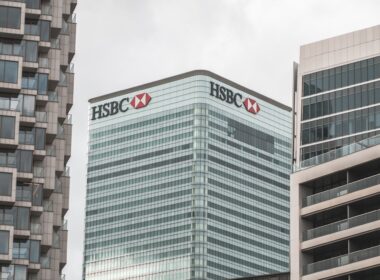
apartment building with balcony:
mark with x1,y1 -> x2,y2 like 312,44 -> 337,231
291,25 -> 380,280
0,0 -> 76,279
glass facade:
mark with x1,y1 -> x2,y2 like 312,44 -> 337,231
85,73 -> 292,280
300,56 -> 380,162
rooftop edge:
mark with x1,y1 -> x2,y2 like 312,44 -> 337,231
88,69 -> 291,112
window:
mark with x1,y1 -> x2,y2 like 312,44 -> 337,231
35,128 -> 45,150
29,240 -> 40,263
19,127 -> 34,145
0,6 -> 21,29
0,231 -> 9,254
17,95 -> 35,117
32,184 -> 42,206
16,150 -> 33,173
16,183 -> 31,202
0,116 -> 15,139
0,60 -> 18,83
13,240 -> 29,259
14,207 -> 29,230
25,0 -> 40,9
21,41 -> 38,62
0,172 -> 12,196
39,20 -> 50,42
24,19 -> 39,36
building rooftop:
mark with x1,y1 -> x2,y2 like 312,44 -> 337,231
89,69 -> 291,112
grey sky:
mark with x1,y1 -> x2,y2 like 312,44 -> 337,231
65,1 -> 380,279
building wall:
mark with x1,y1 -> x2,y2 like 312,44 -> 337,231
0,0 -> 76,279
293,25 -> 380,167
291,25 -> 380,280
84,71 -> 292,280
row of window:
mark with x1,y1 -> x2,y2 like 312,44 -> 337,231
88,131 -> 192,162
0,39 -> 39,62
208,250 -> 277,274
209,132 -> 290,169
85,212 -> 191,240
85,224 -> 191,251
301,105 -> 380,145
209,200 -> 288,233
85,235 -> 191,262
209,167 -> 288,202
88,144 -> 191,173
86,201 -> 191,231
86,177 -> 191,206
90,120 -> 193,150
208,178 -> 288,213
301,130 -> 380,161
90,108 -> 193,139
208,236 -> 288,267
209,156 -> 288,191
302,81 -> 380,120
209,109 -> 291,148
87,154 -> 192,183
303,56 -> 380,96
208,225 -> 288,256
87,165 -> 192,195
86,189 -> 192,217
0,6 -> 21,30
209,144 -> 289,179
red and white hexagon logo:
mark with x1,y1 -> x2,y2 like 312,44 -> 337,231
243,98 -> 260,114
130,93 -> 151,109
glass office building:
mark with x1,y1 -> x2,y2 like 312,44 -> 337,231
84,70 -> 292,280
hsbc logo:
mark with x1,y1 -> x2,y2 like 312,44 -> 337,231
91,93 -> 152,120
243,98 -> 260,114
130,93 -> 151,109
210,82 -> 260,115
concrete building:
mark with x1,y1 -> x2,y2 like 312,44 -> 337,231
291,25 -> 380,279
84,70 -> 292,279
0,0 -> 76,279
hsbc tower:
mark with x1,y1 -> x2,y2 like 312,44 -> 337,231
83,70 -> 292,280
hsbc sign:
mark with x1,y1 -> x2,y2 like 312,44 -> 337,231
91,93 -> 151,120
210,82 -> 260,115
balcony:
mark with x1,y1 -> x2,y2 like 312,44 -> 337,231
304,174 -> 380,207
304,244 -> 380,276
304,209 -> 380,241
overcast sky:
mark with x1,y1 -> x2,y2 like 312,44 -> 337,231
65,1 -> 380,279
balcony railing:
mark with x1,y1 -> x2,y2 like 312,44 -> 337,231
303,173 -> 380,207
295,135 -> 380,171
304,244 -> 380,275
304,209 -> 380,240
